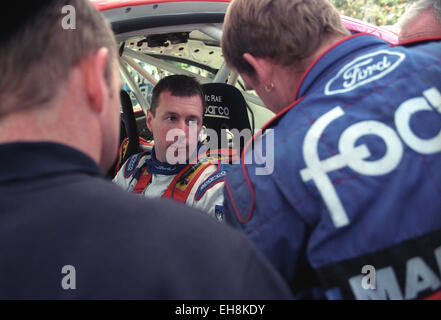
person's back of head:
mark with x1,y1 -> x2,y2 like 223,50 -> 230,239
0,0 -> 121,171
398,0 -> 441,42
222,0 -> 350,76
0,0 -> 116,115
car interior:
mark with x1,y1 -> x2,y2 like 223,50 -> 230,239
102,1 -> 398,177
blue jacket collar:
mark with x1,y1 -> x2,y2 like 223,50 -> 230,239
296,34 -> 389,99
145,147 -> 187,175
146,142 -> 205,175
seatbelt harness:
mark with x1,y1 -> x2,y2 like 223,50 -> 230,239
132,148 -> 237,203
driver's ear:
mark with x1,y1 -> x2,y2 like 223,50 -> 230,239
80,47 -> 110,113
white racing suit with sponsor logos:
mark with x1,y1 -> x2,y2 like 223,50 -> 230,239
114,143 -> 230,221
224,35 -> 441,299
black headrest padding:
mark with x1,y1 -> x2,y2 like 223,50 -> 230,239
120,90 -> 140,163
202,83 -> 251,134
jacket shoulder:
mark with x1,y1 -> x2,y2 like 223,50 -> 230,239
122,151 -> 151,178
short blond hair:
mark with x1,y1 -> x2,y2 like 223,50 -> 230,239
222,0 -> 349,74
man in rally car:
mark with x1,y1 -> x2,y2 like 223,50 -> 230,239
114,75 -> 229,220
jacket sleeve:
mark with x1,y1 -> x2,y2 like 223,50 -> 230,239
223,162 -> 310,295
189,163 -> 229,221
112,153 -> 142,191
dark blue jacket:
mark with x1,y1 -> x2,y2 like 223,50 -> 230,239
0,142 -> 292,299
224,35 -> 441,299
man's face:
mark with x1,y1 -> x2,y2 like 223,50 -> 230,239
147,90 -> 203,163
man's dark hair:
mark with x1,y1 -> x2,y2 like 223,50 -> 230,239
150,75 -> 205,116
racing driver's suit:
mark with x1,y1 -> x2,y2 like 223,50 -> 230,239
114,142 -> 230,220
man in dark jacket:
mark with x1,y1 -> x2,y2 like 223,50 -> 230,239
0,0 -> 292,299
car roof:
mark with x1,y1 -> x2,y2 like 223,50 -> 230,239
341,15 -> 398,44
91,0 -> 230,11
92,0 -> 398,128
91,0 -> 398,44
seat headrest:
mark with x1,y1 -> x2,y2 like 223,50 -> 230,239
201,83 -> 251,134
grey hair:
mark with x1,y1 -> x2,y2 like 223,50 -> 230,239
398,0 -> 441,30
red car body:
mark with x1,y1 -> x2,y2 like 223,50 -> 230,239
91,0 -> 398,44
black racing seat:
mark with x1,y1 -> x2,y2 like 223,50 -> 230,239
201,83 -> 252,155
120,90 -> 141,161
108,90 -> 142,178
